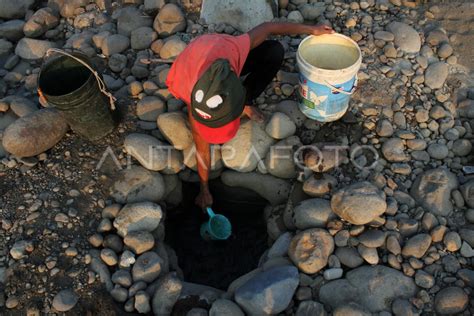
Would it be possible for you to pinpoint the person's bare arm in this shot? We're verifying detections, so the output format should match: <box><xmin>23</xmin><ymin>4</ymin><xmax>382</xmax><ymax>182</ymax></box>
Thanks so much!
<box><xmin>247</xmin><ymin>22</ymin><xmax>334</xmax><ymax>49</ymax></box>
<box><xmin>188</xmin><ymin>111</ymin><xmax>213</xmax><ymax>209</ymax></box>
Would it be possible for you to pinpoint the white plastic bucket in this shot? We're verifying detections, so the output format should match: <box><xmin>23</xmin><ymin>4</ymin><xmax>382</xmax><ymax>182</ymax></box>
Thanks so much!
<box><xmin>296</xmin><ymin>34</ymin><xmax>362</xmax><ymax>122</ymax></box>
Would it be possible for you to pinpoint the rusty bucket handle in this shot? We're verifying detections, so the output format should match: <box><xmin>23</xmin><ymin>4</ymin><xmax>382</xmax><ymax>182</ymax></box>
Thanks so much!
<box><xmin>39</xmin><ymin>48</ymin><xmax>116</xmax><ymax>110</ymax></box>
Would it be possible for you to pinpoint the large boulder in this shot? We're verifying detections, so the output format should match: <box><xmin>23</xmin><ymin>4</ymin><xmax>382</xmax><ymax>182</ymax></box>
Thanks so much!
<box><xmin>386</xmin><ymin>22</ymin><xmax>421</xmax><ymax>53</ymax></box>
<box><xmin>23</xmin><ymin>8</ymin><xmax>59</xmax><ymax>38</ymax></box>
<box><xmin>424</xmin><ymin>62</ymin><xmax>448</xmax><ymax>90</ymax></box>
<box><xmin>222</xmin><ymin>120</ymin><xmax>274</xmax><ymax>172</ymax></box>
<box><xmin>319</xmin><ymin>265</ymin><xmax>417</xmax><ymax>312</ymax></box>
<box><xmin>221</xmin><ymin>171</ymin><xmax>291</xmax><ymax>205</ymax></box>
<box><xmin>293</xmin><ymin>198</ymin><xmax>336</xmax><ymax>229</ymax></box>
<box><xmin>124</xmin><ymin>133</ymin><xmax>183</xmax><ymax>172</ymax></box>
<box><xmin>235</xmin><ymin>266</ymin><xmax>299</xmax><ymax>315</ymax></box>
<box><xmin>288</xmin><ymin>228</ymin><xmax>334</xmax><ymax>274</ymax></box>
<box><xmin>201</xmin><ymin>0</ymin><xmax>275</xmax><ymax>32</ymax></box>
<box><xmin>117</xmin><ymin>7</ymin><xmax>153</xmax><ymax>37</ymax></box>
<box><xmin>0</xmin><ymin>0</ymin><xmax>35</xmax><ymax>19</ymax></box>
<box><xmin>110</xmin><ymin>166</ymin><xmax>166</xmax><ymax>204</ymax></box>
<box><xmin>264</xmin><ymin>136</ymin><xmax>300</xmax><ymax>179</ymax></box>
<box><xmin>157</xmin><ymin>112</ymin><xmax>193</xmax><ymax>150</ymax></box>
<box><xmin>331</xmin><ymin>182</ymin><xmax>387</xmax><ymax>225</ymax></box>
<box><xmin>410</xmin><ymin>168</ymin><xmax>458</xmax><ymax>216</ymax></box>
<box><xmin>15</xmin><ymin>38</ymin><xmax>58</xmax><ymax>60</ymax></box>
<box><xmin>113</xmin><ymin>202</ymin><xmax>163</xmax><ymax>237</ymax></box>
<box><xmin>153</xmin><ymin>3</ymin><xmax>186</xmax><ymax>37</ymax></box>
<box><xmin>2</xmin><ymin>108</ymin><xmax>68</xmax><ymax>157</ymax></box>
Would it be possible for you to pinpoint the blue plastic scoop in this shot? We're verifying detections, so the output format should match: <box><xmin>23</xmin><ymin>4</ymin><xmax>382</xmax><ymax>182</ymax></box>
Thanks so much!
<box><xmin>200</xmin><ymin>207</ymin><xmax>232</xmax><ymax>241</ymax></box>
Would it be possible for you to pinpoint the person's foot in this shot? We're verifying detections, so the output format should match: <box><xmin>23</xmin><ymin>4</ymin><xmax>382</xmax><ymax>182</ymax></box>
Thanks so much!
<box><xmin>243</xmin><ymin>105</ymin><xmax>265</xmax><ymax>123</ymax></box>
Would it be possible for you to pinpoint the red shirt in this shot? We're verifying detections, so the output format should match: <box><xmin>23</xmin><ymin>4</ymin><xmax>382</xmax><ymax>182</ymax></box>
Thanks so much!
<box><xmin>166</xmin><ymin>34</ymin><xmax>251</xmax><ymax>105</ymax></box>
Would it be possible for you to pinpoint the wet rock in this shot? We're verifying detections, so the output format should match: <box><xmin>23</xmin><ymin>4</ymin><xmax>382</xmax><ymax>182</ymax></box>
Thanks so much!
<box><xmin>117</xmin><ymin>7</ymin><xmax>153</xmax><ymax>37</ymax></box>
<box><xmin>113</xmin><ymin>202</ymin><xmax>162</xmax><ymax>237</ymax></box>
<box><xmin>52</xmin><ymin>289</ymin><xmax>78</xmax><ymax>312</ymax></box>
<box><xmin>159</xmin><ymin>37</ymin><xmax>187</xmax><ymax>59</ymax></box>
<box><xmin>3</xmin><ymin>108</ymin><xmax>68</xmax><ymax>157</ymax></box>
<box><xmin>110</xmin><ymin>166</ymin><xmax>166</xmax><ymax>204</ymax></box>
<box><xmin>124</xmin><ymin>231</ymin><xmax>155</xmax><ymax>255</ymax></box>
<box><xmin>23</xmin><ymin>8</ymin><xmax>59</xmax><ymax>38</ymax></box>
<box><xmin>425</xmin><ymin>62</ymin><xmax>448</xmax><ymax>90</ymax></box>
<box><xmin>101</xmin><ymin>34</ymin><xmax>130</xmax><ymax>57</ymax></box>
<box><xmin>382</xmin><ymin>138</ymin><xmax>408</xmax><ymax>162</ymax></box>
<box><xmin>235</xmin><ymin>265</ymin><xmax>299</xmax><ymax>315</ymax></box>
<box><xmin>153</xmin><ymin>4</ymin><xmax>186</xmax><ymax>37</ymax></box>
<box><xmin>303</xmin><ymin>174</ymin><xmax>337</xmax><ymax>197</ymax></box>
<box><xmin>221</xmin><ymin>171</ymin><xmax>291</xmax><ymax>205</ymax></box>
<box><xmin>0</xmin><ymin>0</ymin><xmax>34</xmax><ymax>19</ymax></box>
<box><xmin>201</xmin><ymin>0</ymin><xmax>274</xmax><ymax>32</ymax></box>
<box><xmin>319</xmin><ymin>265</ymin><xmax>417</xmax><ymax>312</ymax></box>
<box><xmin>410</xmin><ymin>168</ymin><xmax>458</xmax><ymax>216</ymax></box>
<box><xmin>265</xmin><ymin>112</ymin><xmax>296</xmax><ymax>139</ymax></box>
<box><xmin>288</xmin><ymin>228</ymin><xmax>334</xmax><ymax>274</ymax></box>
<box><xmin>157</xmin><ymin>112</ymin><xmax>193</xmax><ymax>150</ymax></box>
<box><xmin>331</xmin><ymin>182</ymin><xmax>386</xmax><ymax>225</ymax></box>
<box><xmin>15</xmin><ymin>38</ymin><xmax>58</xmax><ymax>60</ymax></box>
<box><xmin>132</xmin><ymin>252</ymin><xmax>163</xmax><ymax>283</ymax></box>
<box><xmin>210</xmin><ymin>299</ymin><xmax>244</xmax><ymax>316</ymax></box>
<box><xmin>293</xmin><ymin>198</ymin><xmax>336</xmax><ymax>229</ymax></box>
<box><xmin>152</xmin><ymin>273</ymin><xmax>183</xmax><ymax>315</ymax></box>
<box><xmin>402</xmin><ymin>234</ymin><xmax>431</xmax><ymax>258</ymax></box>
<box><xmin>124</xmin><ymin>133</ymin><xmax>182</xmax><ymax>172</ymax></box>
<box><xmin>386</xmin><ymin>22</ymin><xmax>421</xmax><ymax>53</ymax></box>
<box><xmin>0</xmin><ymin>20</ymin><xmax>26</xmax><ymax>41</ymax></box>
<box><xmin>434</xmin><ymin>287</ymin><xmax>468</xmax><ymax>314</ymax></box>
<box><xmin>222</xmin><ymin>120</ymin><xmax>274</xmax><ymax>172</ymax></box>
<box><xmin>131</xmin><ymin>26</ymin><xmax>158</xmax><ymax>50</ymax></box>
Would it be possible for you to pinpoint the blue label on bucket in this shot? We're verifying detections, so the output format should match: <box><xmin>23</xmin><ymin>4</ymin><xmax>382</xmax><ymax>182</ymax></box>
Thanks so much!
<box><xmin>298</xmin><ymin>74</ymin><xmax>356</xmax><ymax>122</ymax></box>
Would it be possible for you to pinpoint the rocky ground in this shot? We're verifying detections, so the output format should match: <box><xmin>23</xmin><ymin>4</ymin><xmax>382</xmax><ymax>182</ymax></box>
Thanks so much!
<box><xmin>1</xmin><ymin>0</ymin><xmax>474</xmax><ymax>315</ymax></box>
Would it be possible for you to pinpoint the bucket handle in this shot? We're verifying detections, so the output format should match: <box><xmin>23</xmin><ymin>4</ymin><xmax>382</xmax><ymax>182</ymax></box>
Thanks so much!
<box><xmin>206</xmin><ymin>207</ymin><xmax>215</xmax><ymax>218</ymax></box>
<box><xmin>39</xmin><ymin>48</ymin><xmax>117</xmax><ymax>110</ymax></box>
<box><xmin>323</xmin><ymin>75</ymin><xmax>358</xmax><ymax>95</ymax></box>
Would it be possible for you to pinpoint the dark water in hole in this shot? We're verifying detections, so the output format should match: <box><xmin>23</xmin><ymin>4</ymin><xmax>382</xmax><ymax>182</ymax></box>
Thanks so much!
<box><xmin>165</xmin><ymin>180</ymin><xmax>268</xmax><ymax>290</ymax></box>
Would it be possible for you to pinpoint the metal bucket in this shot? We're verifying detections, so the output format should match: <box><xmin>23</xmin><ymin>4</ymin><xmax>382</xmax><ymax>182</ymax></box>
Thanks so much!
<box><xmin>38</xmin><ymin>49</ymin><xmax>118</xmax><ymax>141</ymax></box>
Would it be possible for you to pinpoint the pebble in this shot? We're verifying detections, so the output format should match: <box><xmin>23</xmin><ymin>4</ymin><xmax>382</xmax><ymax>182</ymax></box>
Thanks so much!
<box><xmin>5</xmin><ymin>296</ymin><xmax>19</xmax><ymax>309</ymax></box>
<box><xmin>288</xmin><ymin>228</ymin><xmax>334</xmax><ymax>274</ymax></box>
<box><xmin>434</xmin><ymin>287</ymin><xmax>468</xmax><ymax>314</ymax></box>
<box><xmin>323</xmin><ymin>268</ymin><xmax>343</xmax><ymax>280</ymax></box>
<box><xmin>52</xmin><ymin>289</ymin><xmax>78</xmax><ymax>312</ymax></box>
<box><xmin>427</xmin><ymin>143</ymin><xmax>449</xmax><ymax>159</ymax></box>
<box><xmin>135</xmin><ymin>291</ymin><xmax>151</xmax><ymax>314</ymax></box>
<box><xmin>402</xmin><ymin>234</ymin><xmax>431</xmax><ymax>258</ymax></box>
<box><xmin>132</xmin><ymin>252</ymin><xmax>163</xmax><ymax>283</ymax></box>
<box><xmin>124</xmin><ymin>231</ymin><xmax>155</xmax><ymax>255</ymax></box>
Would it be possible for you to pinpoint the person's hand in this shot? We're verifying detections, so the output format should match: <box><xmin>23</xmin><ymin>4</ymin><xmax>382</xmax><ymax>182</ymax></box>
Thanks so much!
<box><xmin>310</xmin><ymin>24</ymin><xmax>335</xmax><ymax>36</ymax></box>
<box><xmin>195</xmin><ymin>187</ymin><xmax>213</xmax><ymax>210</ymax></box>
